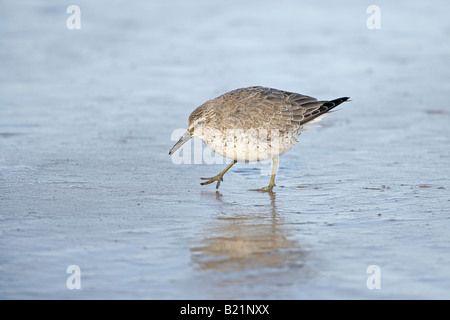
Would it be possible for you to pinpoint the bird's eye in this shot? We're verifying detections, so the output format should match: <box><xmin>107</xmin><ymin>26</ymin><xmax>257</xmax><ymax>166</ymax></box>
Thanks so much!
<box><xmin>196</xmin><ymin>120</ymin><xmax>203</xmax><ymax>126</ymax></box>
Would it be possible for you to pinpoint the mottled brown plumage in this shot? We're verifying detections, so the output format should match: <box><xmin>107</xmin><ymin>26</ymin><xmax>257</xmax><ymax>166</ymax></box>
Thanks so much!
<box><xmin>189</xmin><ymin>86</ymin><xmax>347</xmax><ymax>138</ymax></box>
<box><xmin>169</xmin><ymin>86</ymin><xmax>349</xmax><ymax>191</ymax></box>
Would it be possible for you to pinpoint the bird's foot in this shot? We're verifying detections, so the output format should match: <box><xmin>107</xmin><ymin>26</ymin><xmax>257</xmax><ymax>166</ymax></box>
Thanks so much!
<box><xmin>200</xmin><ymin>174</ymin><xmax>224</xmax><ymax>189</ymax></box>
<box><xmin>252</xmin><ymin>184</ymin><xmax>275</xmax><ymax>193</ymax></box>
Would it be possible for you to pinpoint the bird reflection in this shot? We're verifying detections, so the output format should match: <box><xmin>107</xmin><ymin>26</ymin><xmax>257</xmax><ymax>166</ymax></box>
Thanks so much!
<box><xmin>191</xmin><ymin>191</ymin><xmax>304</xmax><ymax>272</ymax></box>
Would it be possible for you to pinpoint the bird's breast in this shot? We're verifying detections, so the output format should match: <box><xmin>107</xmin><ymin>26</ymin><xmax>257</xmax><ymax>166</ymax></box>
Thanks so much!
<box><xmin>196</xmin><ymin>125</ymin><xmax>301</xmax><ymax>161</ymax></box>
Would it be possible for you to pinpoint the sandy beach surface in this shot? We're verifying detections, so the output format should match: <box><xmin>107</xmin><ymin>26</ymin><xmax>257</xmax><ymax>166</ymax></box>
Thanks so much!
<box><xmin>1</xmin><ymin>0</ymin><xmax>450</xmax><ymax>299</ymax></box>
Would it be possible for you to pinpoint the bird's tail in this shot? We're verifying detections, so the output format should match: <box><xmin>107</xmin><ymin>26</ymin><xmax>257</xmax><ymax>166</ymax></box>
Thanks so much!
<box><xmin>300</xmin><ymin>97</ymin><xmax>350</xmax><ymax>126</ymax></box>
<box><xmin>327</xmin><ymin>97</ymin><xmax>350</xmax><ymax>108</ymax></box>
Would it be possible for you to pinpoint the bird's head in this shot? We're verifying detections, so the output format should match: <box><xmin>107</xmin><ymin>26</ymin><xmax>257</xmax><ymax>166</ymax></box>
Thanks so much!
<box><xmin>169</xmin><ymin>106</ymin><xmax>206</xmax><ymax>156</ymax></box>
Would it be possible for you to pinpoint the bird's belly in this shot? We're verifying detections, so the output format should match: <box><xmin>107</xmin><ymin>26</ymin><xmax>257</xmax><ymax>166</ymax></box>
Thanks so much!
<box><xmin>200</xmin><ymin>127</ymin><xmax>300</xmax><ymax>161</ymax></box>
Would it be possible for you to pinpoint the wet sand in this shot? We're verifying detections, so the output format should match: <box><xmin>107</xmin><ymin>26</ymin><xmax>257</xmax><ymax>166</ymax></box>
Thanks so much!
<box><xmin>1</xmin><ymin>0</ymin><xmax>450</xmax><ymax>299</ymax></box>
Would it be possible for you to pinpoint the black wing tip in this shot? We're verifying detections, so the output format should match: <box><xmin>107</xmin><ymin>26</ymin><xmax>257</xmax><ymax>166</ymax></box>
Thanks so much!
<box><xmin>325</xmin><ymin>96</ymin><xmax>350</xmax><ymax>109</ymax></box>
<box><xmin>333</xmin><ymin>96</ymin><xmax>350</xmax><ymax>103</ymax></box>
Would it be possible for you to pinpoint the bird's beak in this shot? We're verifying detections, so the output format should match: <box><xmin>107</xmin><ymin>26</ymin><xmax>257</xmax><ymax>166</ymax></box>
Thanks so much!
<box><xmin>169</xmin><ymin>130</ymin><xmax>192</xmax><ymax>156</ymax></box>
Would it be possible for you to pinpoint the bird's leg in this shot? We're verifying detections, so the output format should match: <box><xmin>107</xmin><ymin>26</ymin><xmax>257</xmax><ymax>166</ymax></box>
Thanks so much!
<box><xmin>256</xmin><ymin>157</ymin><xmax>278</xmax><ymax>192</ymax></box>
<box><xmin>200</xmin><ymin>160</ymin><xmax>237</xmax><ymax>189</ymax></box>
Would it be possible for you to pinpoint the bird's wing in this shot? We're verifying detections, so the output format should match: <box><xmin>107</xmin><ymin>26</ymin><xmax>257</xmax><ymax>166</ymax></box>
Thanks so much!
<box><xmin>217</xmin><ymin>87</ymin><xmax>317</xmax><ymax>131</ymax></box>
<box><xmin>212</xmin><ymin>86</ymin><xmax>347</xmax><ymax>133</ymax></box>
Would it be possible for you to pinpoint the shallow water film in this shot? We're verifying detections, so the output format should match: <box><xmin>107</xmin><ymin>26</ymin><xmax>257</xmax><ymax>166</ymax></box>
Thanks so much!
<box><xmin>1</xmin><ymin>0</ymin><xmax>450</xmax><ymax>299</ymax></box>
